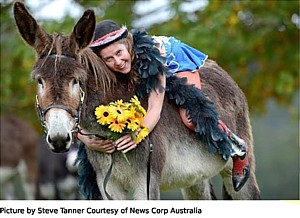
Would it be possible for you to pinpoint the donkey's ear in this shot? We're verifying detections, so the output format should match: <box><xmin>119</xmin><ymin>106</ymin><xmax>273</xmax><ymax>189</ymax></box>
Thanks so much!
<box><xmin>71</xmin><ymin>9</ymin><xmax>96</xmax><ymax>50</ymax></box>
<box><xmin>13</xmin><ymin>1</ymin><xmax>50</xmax><ymax>50</ymax></box>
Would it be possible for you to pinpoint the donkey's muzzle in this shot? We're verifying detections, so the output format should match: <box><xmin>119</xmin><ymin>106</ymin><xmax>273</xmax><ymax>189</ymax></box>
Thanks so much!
<box><xmin>47</xmin><ymin>134</ymin><xmax>71</xmax><ymax>153</ymax></box>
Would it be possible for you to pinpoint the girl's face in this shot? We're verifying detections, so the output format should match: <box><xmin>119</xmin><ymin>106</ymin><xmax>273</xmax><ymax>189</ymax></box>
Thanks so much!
<box><xmin>99</xmin><ymin>42</ymin><xmax>132</xmax><ymax>74</ymax></box>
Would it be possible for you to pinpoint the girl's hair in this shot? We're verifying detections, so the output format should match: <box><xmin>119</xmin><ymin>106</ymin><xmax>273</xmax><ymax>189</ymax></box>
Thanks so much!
<box><xmin>119</xmin><ymin>32</ymin><xmax>139</xmax><ymax>87</ymax></box>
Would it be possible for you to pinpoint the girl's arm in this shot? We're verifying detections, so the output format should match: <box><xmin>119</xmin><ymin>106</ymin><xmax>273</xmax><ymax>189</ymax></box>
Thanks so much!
<box><xmin>78</xmin><ymin>73</ymin><xmax>166</xmax><ymax>154</ymax></box>
<box><xmin>115</xmin><ymin>73</ymin><xmax>166</xmax><ymax>153</ymax></box>
<box><xmin>141</xmin><ymin>73</ymin><xmax>166</xmax><ymax>133</ymax></box>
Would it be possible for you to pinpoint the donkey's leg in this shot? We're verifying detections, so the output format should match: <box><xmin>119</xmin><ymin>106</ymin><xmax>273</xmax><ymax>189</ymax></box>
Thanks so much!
<box><xmin>107</xmin><ymin>180</ymin><xmax>127</xmax><ymax>200</ymax></box>
<box><xmin>149</xmin><ymin>174</ymin><xmax>161</xmax><ymax>200</ymax></box>
<box><xmin>96</xmin><ymin>176</ymin><xmax>127</xmax><ymax>200</ymax></box>
<box><xmin>181</xmin><ymin>179</ymin><xmax>216</xmax><ymax>200</ymax></box>
<box><xmin>131</xmin><ymin>174</ymin><xmax>160</xmax><ymax>200</ymax></box>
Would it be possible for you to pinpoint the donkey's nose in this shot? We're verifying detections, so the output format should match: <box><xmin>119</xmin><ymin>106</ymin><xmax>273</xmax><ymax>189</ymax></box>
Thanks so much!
<box><xmin>47</xmin><ymin>134</ymin><xmax>71</xmax><ymax>153</ymax></box>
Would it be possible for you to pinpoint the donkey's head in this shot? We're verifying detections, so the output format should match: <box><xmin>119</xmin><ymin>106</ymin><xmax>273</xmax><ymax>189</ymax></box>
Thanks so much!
<box><xmin>13</xmin><ymin>2</ymin><xmax>95</xmax><ymax>152</ymax></box>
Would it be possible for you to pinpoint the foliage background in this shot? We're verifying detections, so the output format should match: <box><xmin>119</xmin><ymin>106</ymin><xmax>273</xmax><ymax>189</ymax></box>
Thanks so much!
<box><xmin>1</xmin><ymin>0</ymin><xmax>299</xmax><ymax>199</ymax></box>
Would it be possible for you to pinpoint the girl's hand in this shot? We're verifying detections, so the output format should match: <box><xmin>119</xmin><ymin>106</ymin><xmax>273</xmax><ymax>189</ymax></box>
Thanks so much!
<box><xmin>115</xmin><ymin>134</ymin><xmax>137</xmax><ymax>153</ymax></box>
<box><xmin>77</xmin><ymin>129</ymin><xmax>115</xmax><ymax>154</ymax></box>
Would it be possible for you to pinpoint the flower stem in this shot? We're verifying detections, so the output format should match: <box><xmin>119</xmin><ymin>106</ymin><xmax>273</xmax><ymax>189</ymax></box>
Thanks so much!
<box><xmin>122</xmin><ymin>153</ymin><xmax>131</xmax><ymax>166</ymax></box>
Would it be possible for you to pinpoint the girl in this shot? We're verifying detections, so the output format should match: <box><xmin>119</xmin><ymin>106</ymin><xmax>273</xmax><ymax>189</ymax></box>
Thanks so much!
<box><xmin>77</xmin><ymin>20</ymin><xmax>249</xmax><ymax>192</ymax></box>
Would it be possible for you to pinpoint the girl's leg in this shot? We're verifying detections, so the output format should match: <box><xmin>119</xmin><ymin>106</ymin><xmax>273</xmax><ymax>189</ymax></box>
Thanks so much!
<box><xmin>218</xmin><ymin>120</ymin><xmax>250</xmax><ymax>191</ymax></box>
<box><xmin>177</xmin><ymin>71</ymin><xmax>199</xmax><ymax>131</ymax></box>
<box><xmin>176</xmin><ymin>70</ymin><xmax>250</xmax><ymax>192</ymax></box>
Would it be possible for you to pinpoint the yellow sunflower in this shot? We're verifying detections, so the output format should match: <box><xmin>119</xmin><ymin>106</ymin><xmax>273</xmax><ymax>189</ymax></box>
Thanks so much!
<box><xmin>126</xmin><ymin>118</ymin><xmax>140</xmax><ymax>131</ymax></box>
<box><xmin>113</xmin><ymin>99</ymin><xmax>130</xmax><ymax>109</ymax></box>
<box><xmin>135</xmin><ymin>127</ymin><xmax>149</xmax><ymax>144</ymax></box>
<box><xmin>127</xmin><ymin>105</ymin><xmax>138</xmax><ymax>118</ymax></box>
<box><xmin>130</xmin><ymin>95</ymin><xmax>141</xmax><ymax>106</ymax></box>
<box><xmin>137</xmin><ymin>104</ymin><xmax>147</xmax><ymax>116</ymax></box>
<box><xmin>130</xmin><ymin>96</ymin><xmax>146</xmax><ymax>116</ymax></box>
<box><xmin>114</xmin><ymin>99</ymin><xmax>124</xmax><ymax>106</ymax></box>
<box><xmin>95</xmin><ymin>105</ymin><xmax>113</xmax><ymax>125</ymax></box>
<box><xmin>109</xmin><ymin>105</ymin><xmax>131</xmax><ymax>122</ymax></box>
<box><xmin>109</xmin><ymin>120</ymin><xmax>126</xmax><ymax>133</ymax></box>
<box><xmin>132</xmin><ymin>110</ymin><xmax>144</xmax><ymax>120</ymax></box>
<box><xmin>95</xmin><ymin>96</ymin><xmax>148</xmax><ymax>145</ymax></box>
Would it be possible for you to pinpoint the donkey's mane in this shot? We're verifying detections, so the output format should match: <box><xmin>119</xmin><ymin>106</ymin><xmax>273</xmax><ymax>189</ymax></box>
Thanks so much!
<box><xmin>80</xmin><ymin>48</ymin><xmax>116</xmax><ymax>95</ymax></box>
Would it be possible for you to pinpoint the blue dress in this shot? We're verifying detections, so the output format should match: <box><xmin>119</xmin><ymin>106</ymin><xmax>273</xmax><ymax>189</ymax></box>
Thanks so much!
<box><xmin>152</xmin><ymin>36</ymin><xmax>208</xmax><ymax>75</ymax></box>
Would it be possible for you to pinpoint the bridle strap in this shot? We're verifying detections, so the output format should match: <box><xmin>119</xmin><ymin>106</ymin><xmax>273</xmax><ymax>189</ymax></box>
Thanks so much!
<box><xmin>36</xmin><ymin>87</ymin><xmax>85</xmax><ymax>135</ymax></box>
<box><xmin>43</xmin><ymin>104</ymin><xmax>73</xmax><ymax>115</ymax></box>
<box><xmin>48</xmin><ymin>53</ymin><xmax>76</xmax><ymax>61</ymax></box>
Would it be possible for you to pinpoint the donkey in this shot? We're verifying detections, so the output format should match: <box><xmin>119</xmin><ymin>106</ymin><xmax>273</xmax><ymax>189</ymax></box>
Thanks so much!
<box><xmin>0</xmin><ymin>115</ymin><xmax>39</xmax><ymax>199</ymax></box>
<box><xmin>36</xmin><ymin>138</ymin><xmax>80</xmax><ymax>200</ymax></box>
<box><xmin>13</xmin><ymin>2</ymin><xmax>260</xmax><ymax>200</ymax></box>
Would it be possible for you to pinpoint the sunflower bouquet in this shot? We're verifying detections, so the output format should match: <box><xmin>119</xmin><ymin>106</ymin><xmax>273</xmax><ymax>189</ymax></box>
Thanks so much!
<box><xmin>94</xmin><ymin>96</ymin><xmax>149</xmax><ymax>164</ymax></box>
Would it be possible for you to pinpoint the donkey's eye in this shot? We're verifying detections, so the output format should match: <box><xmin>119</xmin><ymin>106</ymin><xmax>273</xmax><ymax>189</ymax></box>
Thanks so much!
<box><xmin>37</xmin><ymin>78</ymin><xmax>44</xmax><ymax>91</ymax></box>
<box><xmin>72</xmin><ymin>79</ymin><xmax>79</xmax><ymax>85</ymax></box>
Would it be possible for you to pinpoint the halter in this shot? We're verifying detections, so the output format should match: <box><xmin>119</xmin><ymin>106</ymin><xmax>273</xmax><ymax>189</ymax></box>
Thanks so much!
<box><xmin>35</xmin><ymin>86</ymin><xmax>85</xmax><ymax>136</ymax></box>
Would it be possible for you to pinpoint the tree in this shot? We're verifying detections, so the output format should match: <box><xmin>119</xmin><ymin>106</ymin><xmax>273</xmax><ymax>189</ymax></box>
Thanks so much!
<box><xmin>148</xmin><ymin>0</ymin><xmax>299</xmax><ymax>113</ymax></box>
<box><xmin>1</xmin><ymin>0</ymin><xmax>299</xmax><ymax>129</ymax></box>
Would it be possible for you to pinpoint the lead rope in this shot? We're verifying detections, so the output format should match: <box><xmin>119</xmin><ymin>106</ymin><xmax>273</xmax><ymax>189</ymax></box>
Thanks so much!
<box><xmin>103</xmin><ymin>139</ymin><xmax>153</xmax><ymax>201</ymax></box>
<box><xmin>147</xmin><ymin>138</ymin><xmax>153</xmax><ymax>200</ymax></box>
<box><xmin>103</xmin><ymin>139</ymin><xmax>153</xmax><ymax>200</ymax></box>
<box><xmin>103</xmin><ymin>138</ymin><xmax>153</xmax><ymax>200</ymax></box>
<box><xmin>103</xmin><ymin>152</ymin><xmax>114</xmax><ymax>200</ymax></box>
<box><xmin>77</xmin><ymin>128</ymin><xmax>109</xmax><ymax>140</ymax></box>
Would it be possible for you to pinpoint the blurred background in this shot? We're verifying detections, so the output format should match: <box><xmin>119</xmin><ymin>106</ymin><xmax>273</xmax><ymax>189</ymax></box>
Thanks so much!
<box><xmin>0</xmin><ymin>0</ymin><xmax>299</xmax><ymax>200</ymax></box>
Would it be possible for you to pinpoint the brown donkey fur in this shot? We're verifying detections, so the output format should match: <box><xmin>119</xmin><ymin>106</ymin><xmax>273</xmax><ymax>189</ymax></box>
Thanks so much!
<box><xmin>13</xmin><ymin>1</ymin><xmax>260</xmax><ymax>199</ymax></box>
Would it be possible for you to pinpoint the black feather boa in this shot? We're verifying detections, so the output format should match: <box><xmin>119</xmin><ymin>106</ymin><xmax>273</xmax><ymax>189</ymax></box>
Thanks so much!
<box><xmin>75</xmin><ymin>142</ymin><xmax>102</xmax><ymax>199</ymax></box>
<box><xmin>166</xmin><ymin>76</ymin><xmax>233</xmax><ymax>160</ymax></box>
<box><xmin>131</xmin><ymin>29</ymin><xmax>168</xmax><ymax>98</ymax></box>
